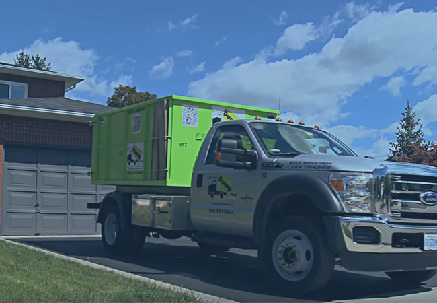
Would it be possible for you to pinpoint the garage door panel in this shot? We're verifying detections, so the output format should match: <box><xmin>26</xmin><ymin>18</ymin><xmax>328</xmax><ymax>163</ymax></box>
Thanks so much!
<box><xmin>69</xmin><ymin>214</ymin><xmax>98</xmax><ymax>234</ymax></box>
<box><xmin>98</xmin><ymin>185</ymin><xmax>115</xmax><ymax>193</ymax></box>
<box><xmin>5</xmin><ymin>191</ymin><xmax>37</xmax><ymax>211</ymax></box>
<box><xmin>39</xmin><ymin>171</ymin><xmax>68</xmax><ymax>191</ymax></box>
<box><xmin>97</xmin><ymin>194</ymin><xmax>107</xmax><ymax>204</ymax></box>
<box><xmin>6</xmin><ymin>169</ymin><xmax>37</xmax><ymax>190</ymax></box>
<box><xmin>39</xmin><ymin>193</ymin><xmax>68</xmax><ymax>212</ymax></box>
<box><xmin>2</xmin><ymin>144</ymin><xmax>115</xmax><ymax>236</ymax></box>
<box><xmin>69</xmin><ymin>173</ymin><xmax>96</xmax><ymax>192</ymax></box>
<box><xmin>2</xmin><ymin>213</ymin><xmax>37</xmax><ymax>236</ymax></box>
<box><xmin>69</xmin><ymin>194</ymin><xmax>98</xmax><ymax>213</ymax></box>
<box><xmin>37</xmin><ymin>214</ymin><xmax>68</xmax><ymax>234</ymax></box>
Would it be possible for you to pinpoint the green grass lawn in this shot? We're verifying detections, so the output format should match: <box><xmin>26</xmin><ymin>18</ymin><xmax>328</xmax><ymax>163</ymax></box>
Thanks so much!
<box><xmin>0</xmin><ymin>240</ymin><xmax>200</xmax><ymax>302</ymax></box>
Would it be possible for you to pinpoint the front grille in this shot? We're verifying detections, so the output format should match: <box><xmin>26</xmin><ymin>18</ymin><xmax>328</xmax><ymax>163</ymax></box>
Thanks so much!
<box><xmin>390</xmin><ymin>174</ymin><xmax>437</xmax><ymax>221</ymax></box>
<box><xmin>400</xmin><ymin>212</ymin><xmax>437</xmax><ymax>220</ymax></box>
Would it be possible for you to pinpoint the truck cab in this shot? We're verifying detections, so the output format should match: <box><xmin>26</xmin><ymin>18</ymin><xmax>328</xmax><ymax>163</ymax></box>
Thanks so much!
<box><xmin>190</xmin><ymin>119</ymin><xmax>437</xmax><ymax>293</ymax></box>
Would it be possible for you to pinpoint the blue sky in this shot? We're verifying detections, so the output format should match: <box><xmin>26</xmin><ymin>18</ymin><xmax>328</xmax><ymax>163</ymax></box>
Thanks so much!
<box><xmin>1</xmin><ymin>0</ymin><xmax>437</xmax><ymax>160</ymax></box>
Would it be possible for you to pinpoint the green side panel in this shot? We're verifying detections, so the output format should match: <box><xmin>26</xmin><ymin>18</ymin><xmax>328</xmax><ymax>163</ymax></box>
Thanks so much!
<box><xmin>91</xmin><ymin>95</ymin><xmax>279</xmax><ymax>188</ymax></box>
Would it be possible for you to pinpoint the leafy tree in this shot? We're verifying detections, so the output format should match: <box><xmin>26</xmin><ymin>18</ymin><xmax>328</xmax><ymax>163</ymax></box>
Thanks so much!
<box><xmin>107</xmin><ymin>85</ymin><xmax>157</xmax><ymax>108</ymax></box>
<box><xmin>14</xmin><ymin>51</ymin><xmax>51</xmax><ymax>71</ymax></box>
<box><xmin>394</xmin><ymin>142</ymin><xmax>437</xmax><ymax>167</ymax></box>
<box><xmin>389</xmin><ymin>100</ymin><xmax>425</xmax><ymax>160</ymax></box>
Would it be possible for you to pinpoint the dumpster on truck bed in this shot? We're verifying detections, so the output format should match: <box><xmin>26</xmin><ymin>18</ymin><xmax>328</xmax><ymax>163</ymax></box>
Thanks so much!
<box><xmin>91</xmin><ymin>95</ymin><xmax>279</xmax><ymax>188</ymax></box>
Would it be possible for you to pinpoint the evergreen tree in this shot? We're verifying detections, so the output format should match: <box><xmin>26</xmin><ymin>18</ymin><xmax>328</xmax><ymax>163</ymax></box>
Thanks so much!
<box><xmin>14</xmin><ymin>51</ymin><xmax>51</xmax><ymax>71</ymax></box>
<box><xmin>389</xmin><ymin>100</ymin><xmax>425</xmax><ymax>160</ymax></box>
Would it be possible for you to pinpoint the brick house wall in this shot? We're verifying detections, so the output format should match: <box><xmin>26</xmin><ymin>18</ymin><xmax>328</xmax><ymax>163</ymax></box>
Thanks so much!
<box><xmin>0</xmin><ymin>72</ymin><xmax>65</xmax><ymax>98</ymax></box>
<box><xmin>0</xmin><ymin>144</ymin><xmax>3</xmax><ymax>219</ymax></box>
<box><xmin>0</xmin><ymin>114</ymin><xmax>93</xmax><ymax>220</ymax></box>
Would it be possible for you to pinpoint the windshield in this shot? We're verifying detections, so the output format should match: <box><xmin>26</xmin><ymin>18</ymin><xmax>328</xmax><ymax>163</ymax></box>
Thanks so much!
<box><xmin>249</xmin><ymin>122</ymin><xmax>356</xmax><ymax>157</ymax></box>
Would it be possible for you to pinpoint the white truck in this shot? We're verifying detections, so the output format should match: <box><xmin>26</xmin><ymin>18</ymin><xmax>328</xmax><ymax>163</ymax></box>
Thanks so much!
<box><xmin>89</xmin><ymin>96</ymin><xmax>437</xmax><ymax>294</ymax></box>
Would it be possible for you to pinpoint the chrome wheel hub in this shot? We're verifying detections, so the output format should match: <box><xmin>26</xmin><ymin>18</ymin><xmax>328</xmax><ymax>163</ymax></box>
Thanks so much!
<box><xmin>104</xmin><ymin>213</ymin><xmax>118</xmax><ymax>245</ymax></box>
<box><xmin>272</xmin><ymin>230</ymin><xmax>313</xmax><ymax>281</ymax></box>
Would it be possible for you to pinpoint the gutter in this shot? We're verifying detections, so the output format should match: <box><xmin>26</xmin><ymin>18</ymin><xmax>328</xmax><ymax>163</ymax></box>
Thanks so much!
<box><xmin>0</xmin><ymin>102</ymin><xmax>94</xmax><ymax>118</ymax></box>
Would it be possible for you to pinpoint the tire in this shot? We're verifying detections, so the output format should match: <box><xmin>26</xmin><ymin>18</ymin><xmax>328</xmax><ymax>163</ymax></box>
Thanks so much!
<box><xmin>102</xmin><ymin>205</ymin><xmax>145</xmax><ymax>254</ymax></box>
<box><xmin>261</xmin><ymin>216</ymin><xmax>334</xmax><ymax>295</ymax></box>
<box><xmin>197</xmin><ymin>241</ymin><xmax>230</xmax><ymax>254</ymax></box>
<box><xmin>385</xmin><ymin>270</ymin><xmax>437</xmax><ymax>285</ymax></box>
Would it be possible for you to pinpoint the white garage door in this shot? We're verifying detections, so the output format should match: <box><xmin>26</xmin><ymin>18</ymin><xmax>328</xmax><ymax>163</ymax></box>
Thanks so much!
<box><xmin>1</xmin><ymin>144</ymin><xmax>114</xmax><ymax>236</ymax></box>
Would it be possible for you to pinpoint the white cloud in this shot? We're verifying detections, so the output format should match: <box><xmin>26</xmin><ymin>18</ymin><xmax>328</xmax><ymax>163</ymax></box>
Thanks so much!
<box><xmin>150</xmin><ymin>56</ymin><xmax>174</xmax><ymax>79</ymax></box>
<box><xmin>190</xmin><ymin>62</ymin><xmax>205</xmax><ymax>74</ymax></box>
<box><xmin>278</xmin><ymin>112</ymin><xmax>303</xmax><ymax>124</ymax></box>
<box><xmin>214</xmin><ymin>36</ymin><xmax>228</xmax><ymax>47</ymax></box>
<box><xmin>316</xmin><ymin>2</ymin><xmax>375</xmax><ymax>41</ymax></box>
<box><xmin>343</xmin><ymin>2</ymin><xmax>375</xmax><ymax>21</ymax></box>
<box><xmin>327</xmin><ymin>125</ymin><xmax>380</xmax><ymax>146</ymax></box>
<box><xmin>354</xmin><ymin>138</ymin><xmax>392</xmax><ymax>160</ymax></box>
<box><xmin>222</xmin><ymin>57</ymin><xmax>243</xmax><ymax>69</ymax></box>
<box><xmin>168</xmin><ymin>14</ymin><xmax>199</xmax><ymax>32</ymax></box>
<box><xmin>177</xmin><ymin>49</ymin><xmax>193</xmax><ymax>57</ymax></box>
<box><xmin>110</xmin><ymin>74</ymin><xmax>133</xmax><ymax>89</ymax></box>
<box><xmin>189</xmin><ymin>9</ymin><xmax>437</xmax><ymax>126</ymax></box>
<box><xmin>412</xmin><ymin>64</ymin><xmax>437</xmax><ymax>86</ymax></box>
<box><xmin>325</xmin><ymin>125</ymin><xmax>394</xmax><ymax>160</ymax></box>
<box><xmin>381</xmin><ymin>76</ymin><xmax>405</xmax><ymax>96</ymax></box>
<box><xmin>181</xmin><ymin>15</ymin><xmax>198</xmax><ymax>28</ymax></box>
<box><xmin>275</xmin><ymin>23</ymin><xmax>318</xmax><ymax>54</ymax></box>
<box><xmin>274</xmin><ymin>11</ymin><xmax>288</xmax><ymax>26</ymax></box>
<box><xmin>414</xmin><ymin>94</ymin><xmax>437</xmax><ymax>130</ymax></box>
<box><xmin>168</xmin><ymin>21</ymin><xmax>176</xmax><ymax>32</ymax></box>
<box><xmin>388</xmin><ymin>2</ymin><xmax>404</xmax><ymax>13</ymax></box>
<box><xmin>0</xmin><ymin>37</ymin><xmax>128</xmax><ymax>99</ymax></box>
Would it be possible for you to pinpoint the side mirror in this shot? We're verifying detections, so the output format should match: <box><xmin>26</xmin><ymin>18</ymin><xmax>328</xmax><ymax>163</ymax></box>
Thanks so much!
<box><xmin>215</xmin><ymin>137</ymin><xmax>257</xmax><ymax>169</ymax></box>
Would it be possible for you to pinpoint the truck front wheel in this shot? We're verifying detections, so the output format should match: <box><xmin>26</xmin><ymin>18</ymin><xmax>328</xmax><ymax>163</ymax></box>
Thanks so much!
<box><xmin>102</xmin><ymin>205</ymin><xmax>145</xmax><ymax>254</ymax></box>
<box><xmin>385</xmin><ymin>270</ymin><xmax>437</xmax><ymax>284</ymax></box>
<box><xmin>262</xmin><ymin>216</ymin><xmax>334</xmax><ymax>295</ymax></box>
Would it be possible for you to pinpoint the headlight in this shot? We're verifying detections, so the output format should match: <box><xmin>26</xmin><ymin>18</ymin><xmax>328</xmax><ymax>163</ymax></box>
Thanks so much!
<box><xmin>329</xmin><ymin>172</ymin><xmax>373</xmax><ymax>213</ymax></box>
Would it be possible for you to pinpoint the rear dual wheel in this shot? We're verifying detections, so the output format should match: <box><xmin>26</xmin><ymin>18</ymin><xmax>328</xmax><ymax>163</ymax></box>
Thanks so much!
<box><xmin>102</xmin><ymin>205</ymin><xmax>146</xmax><ymax>254</ymax></box>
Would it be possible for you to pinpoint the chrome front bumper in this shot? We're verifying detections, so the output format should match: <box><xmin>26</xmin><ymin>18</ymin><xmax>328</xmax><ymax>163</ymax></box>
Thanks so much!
<box><xmin>341</xmin><ymin>215</ymin><xmax>437</xmax><ymax>253</ymax></box>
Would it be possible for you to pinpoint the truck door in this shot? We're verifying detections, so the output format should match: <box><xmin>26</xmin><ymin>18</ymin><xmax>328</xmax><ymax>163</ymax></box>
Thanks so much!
<box><xmin>191</xmin><ymin>124</ymin><xmax>260</xmax><ymax>237</ymax></box>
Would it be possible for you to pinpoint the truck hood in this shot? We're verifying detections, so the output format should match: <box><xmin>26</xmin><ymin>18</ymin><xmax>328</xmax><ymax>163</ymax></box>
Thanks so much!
<box><xmin>268</xmin><ymin>154</ymin><xmax>437</xmax><ymax>176</ymax></box>
<box><xmin>382</xmin><ymin>161</ymin><xmax>437</xmax><ymax>177</ymax></box>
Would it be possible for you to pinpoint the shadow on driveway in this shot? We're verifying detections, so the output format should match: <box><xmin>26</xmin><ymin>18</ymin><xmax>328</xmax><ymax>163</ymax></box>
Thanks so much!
<box><xmin>12</xmin><ymin>236</ymin><xmax>436</xmax><ymax>303</ymax></box>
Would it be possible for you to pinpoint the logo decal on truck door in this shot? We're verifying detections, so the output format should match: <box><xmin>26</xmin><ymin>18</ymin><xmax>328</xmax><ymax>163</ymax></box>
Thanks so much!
<box><xmin>127</xmin><ymin>142</ymin><xmax>144</xmax><ymax>172</ymax></box>
<box><xmin>208</xmin><ymin>175</ymin><xmax>236</xmax><ymax>198</ymax></box>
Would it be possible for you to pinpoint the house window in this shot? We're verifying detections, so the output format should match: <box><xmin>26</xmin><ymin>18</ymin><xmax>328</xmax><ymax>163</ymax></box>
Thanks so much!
<box><xmin>0</xmin><ymin>80</ymin><xmax>28</xmax><ymax>98</ymax></box>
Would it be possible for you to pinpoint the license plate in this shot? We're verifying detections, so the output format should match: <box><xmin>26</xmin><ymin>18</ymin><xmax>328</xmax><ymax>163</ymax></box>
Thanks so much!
<box><xmin>424</xmin><ymin>234</ymin><xmax>437</xmax><ymax>251</ymax></box>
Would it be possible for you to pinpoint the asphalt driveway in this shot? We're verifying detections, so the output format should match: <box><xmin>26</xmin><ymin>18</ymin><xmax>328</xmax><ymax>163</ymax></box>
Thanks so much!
<box><xmin>11</xmin><ymin>236</ymin><xmax>437</xmax><ymax>303</ymax></box>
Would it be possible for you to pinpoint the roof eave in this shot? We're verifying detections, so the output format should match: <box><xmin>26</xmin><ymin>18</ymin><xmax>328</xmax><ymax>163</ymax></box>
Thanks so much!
<box><xmin>0</xmin><ymin>64</ymin><xmax>84</xmax><ymax>91</ymax></box>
